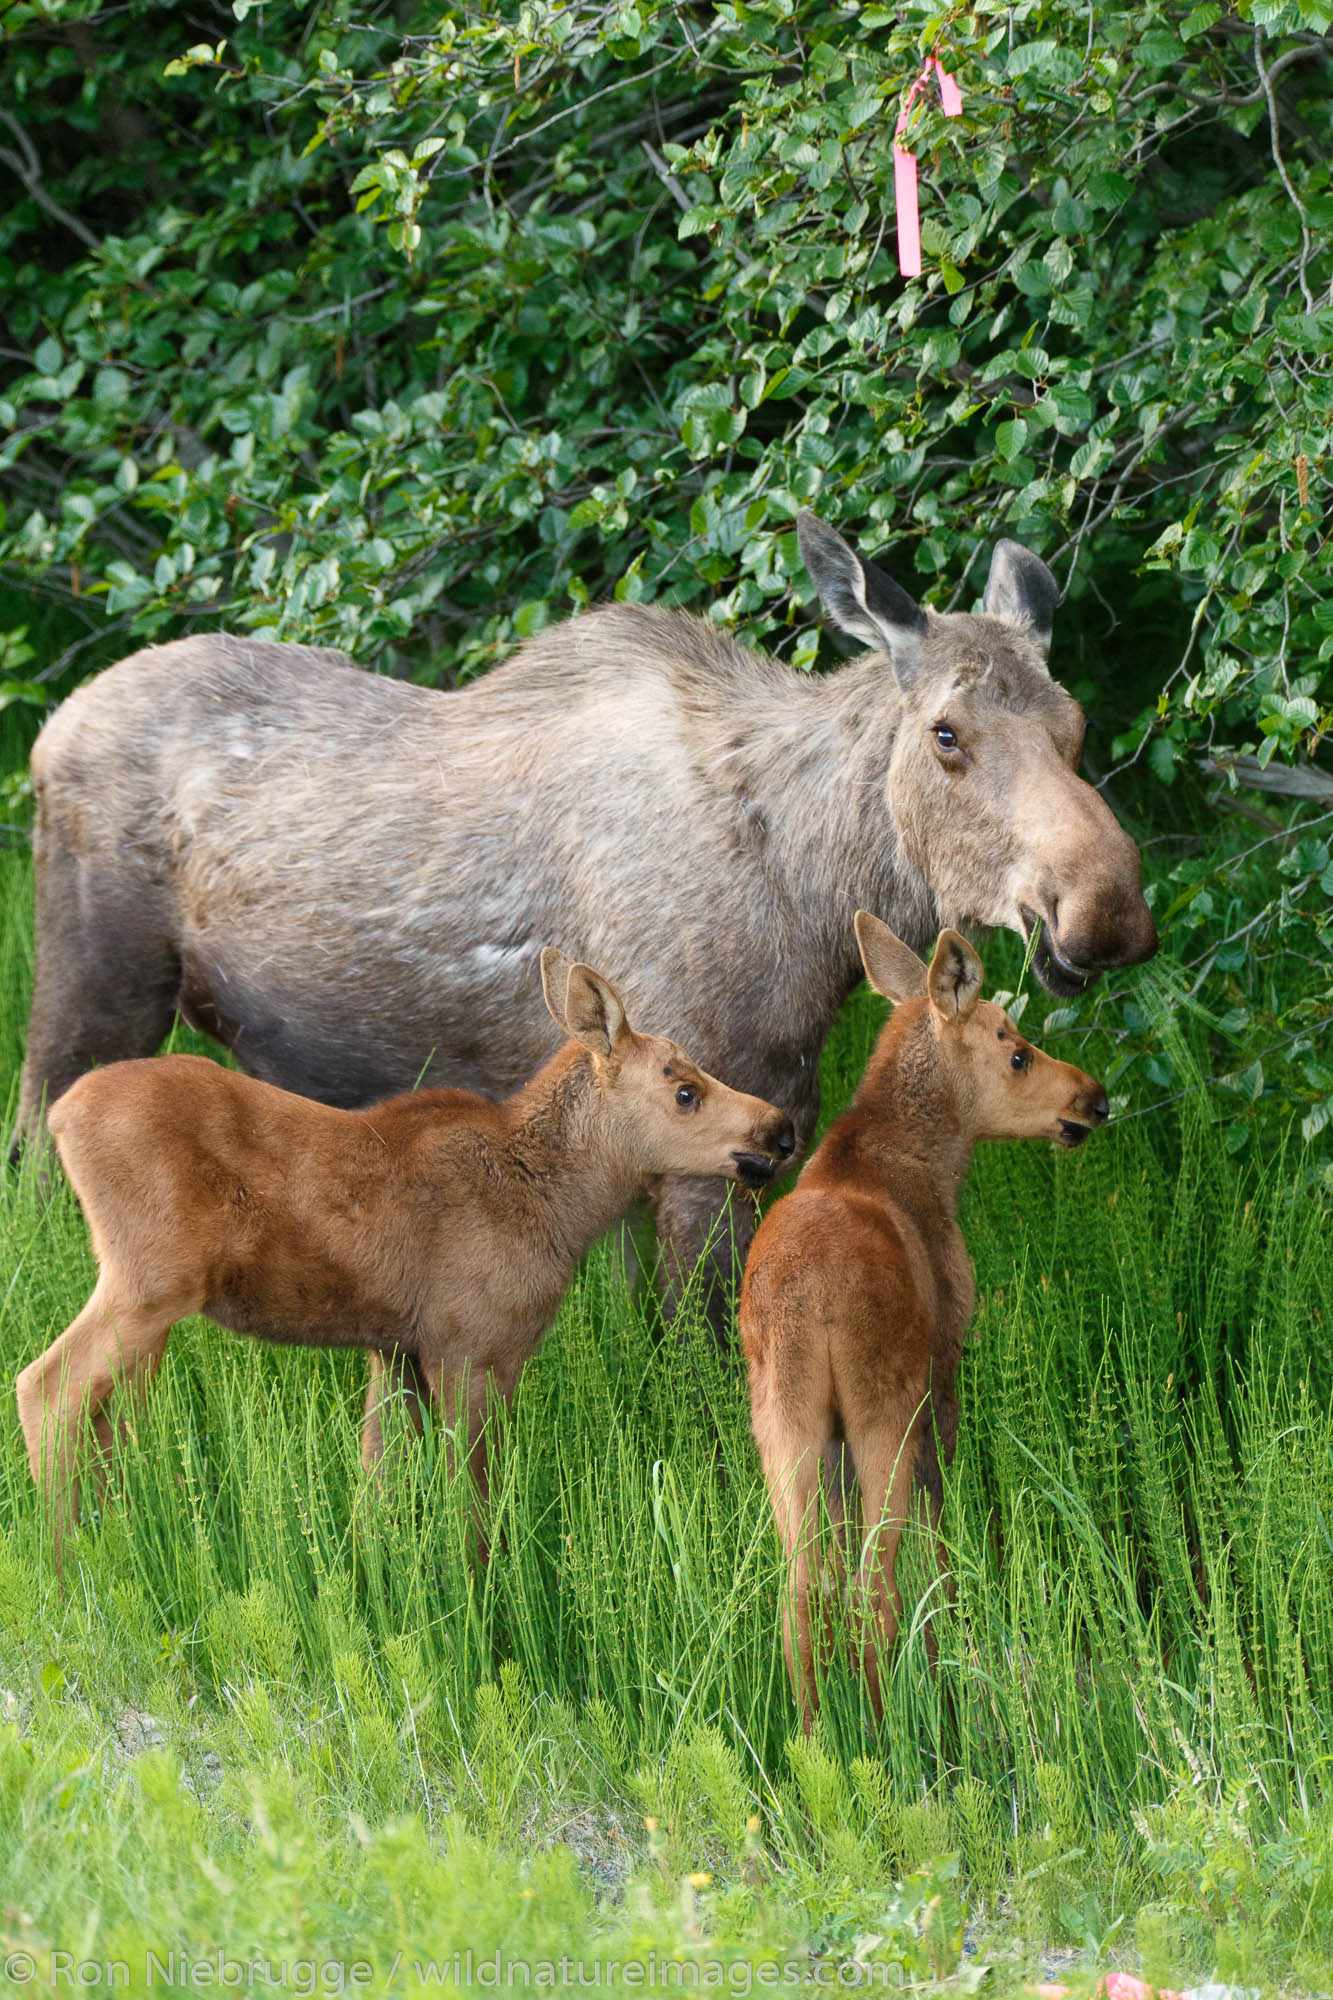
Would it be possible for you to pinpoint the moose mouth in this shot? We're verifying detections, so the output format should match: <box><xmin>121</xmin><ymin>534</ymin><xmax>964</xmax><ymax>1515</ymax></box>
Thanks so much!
<box><xmin>1056</xmin><ymin>1118</ymin><xmax>1092</xmax><ymax>1149</ymax></box>
<box><xmin>732</xmin><ymin>1151</ymin><xmax>776</xmax><ymax>1190</ymax></box>
<box><xmin>1019</xmin><ymin>909</ymin><xmax>1097</xmax><ymax>1000</ymax></box>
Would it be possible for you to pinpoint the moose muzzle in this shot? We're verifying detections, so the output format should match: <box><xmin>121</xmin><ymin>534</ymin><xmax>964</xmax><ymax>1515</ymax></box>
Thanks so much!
<box><xmin>1056</xmin><ymin>1079</ymin><xmax>1111</xmax><ymax>1148</ymax></box>
<box><xmin>1020</xmin><ymin>804</ymin><xmax>1158</xmax><ymax>996</ymax></box>
<box><xmin>733</xmin><ymin>1112</ymin><xmax>797</xmax><ymax>1188</ymax></box>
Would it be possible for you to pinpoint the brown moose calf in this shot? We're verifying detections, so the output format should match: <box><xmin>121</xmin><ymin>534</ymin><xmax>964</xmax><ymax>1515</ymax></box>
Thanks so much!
<box><xmin>740</xmin><ymin>913</ymin><xmax>1107</xmax><ymax>1726</ymax></box>
<box><xmin>19</xmin><ymin>950</ymin><xmax>794</xmax><ymax>1540</ymax></box>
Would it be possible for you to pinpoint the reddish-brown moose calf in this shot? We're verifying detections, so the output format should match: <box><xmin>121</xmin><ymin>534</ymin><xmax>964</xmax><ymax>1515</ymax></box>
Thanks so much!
<box><xmin>740</xmin><ymin>913</ymin><xmax>1107</xmax><ymax>1727</ymax></box>
<box><xmin>19</xmin><ymin>950</ymin><xmax>794</xmax><ymax>1547</ymax></box>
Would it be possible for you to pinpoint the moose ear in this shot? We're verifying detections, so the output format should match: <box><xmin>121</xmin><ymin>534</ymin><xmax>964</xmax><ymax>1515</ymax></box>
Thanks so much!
<box><xmin>539</xmin><ymin>946</ymin><xmax>578</xmax><ymax>1030</ymax></box>
<box><xmin>982</xmin><ymin>539</ymin><xmax>1058</xmax><ymax>658</ymax></box>
<box><xmin>797</xmin><ymin>512</ymin><xmax>928</xmax><ymax>688</ymax></box>
<box><xmin>854</xmin><ymin>910</ymin><xmax>928</xmax><ymax>1003</ymax></box>
<box><xmin>561</xmin><ymin>962</ymin><xmax>632</xmax><ymax>1056</ymax></box>
<box><xmin>926</xmin><ymin>929</ymin><xmax>984</xmax><ymax>1022</ymax></box>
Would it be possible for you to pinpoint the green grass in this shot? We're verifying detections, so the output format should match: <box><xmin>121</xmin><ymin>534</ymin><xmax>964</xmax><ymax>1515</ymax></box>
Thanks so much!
<box><xmin>1</xmin><ymin>844</ymin><xmax>1331</xmax><ymax>1995</ymax></box>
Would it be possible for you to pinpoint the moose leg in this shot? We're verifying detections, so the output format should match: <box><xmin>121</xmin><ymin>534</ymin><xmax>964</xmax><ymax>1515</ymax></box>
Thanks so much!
<box><xmin>774</xmin><ymin>1451</ymin><xmax>825</xmax><ymax>1732</ymax></box>
<box><xmin>653</xmin><ymin>1174</ymin><xmax>758</xmax><ymax>1350</ymax></box>
<box><xmin>13</xmin><ymin>841</ymin><xmax>180</xmax><ymax>1159</ymax></box>
<box><xmin>912</xmin><ymin>1392</ymin><xmax>958</xmax><ymax>1666</ymax></box>
<box><xmin>424</xmin><ymin>1356</ymin><xmax>519</xmax><ymax>1563</ymax></box>
<box><xmin>361</xmin><ymin>1348</ymin><xmax>429</xmax><ymax>1471</ymax></box>
<box><xmin>751</xmin><ymin>1400</ymin><xmax>828</xmax><ymax>1729</ymax></box>
<box><xmin>16</xmin><ymin>1276</ymin><xmax>182</xmax><ymax>1553</ymax></box>
<box><xmin>844</xmin><ymin>1406</ymin><xmax>920</xmax><ymax>1722</ymax></box>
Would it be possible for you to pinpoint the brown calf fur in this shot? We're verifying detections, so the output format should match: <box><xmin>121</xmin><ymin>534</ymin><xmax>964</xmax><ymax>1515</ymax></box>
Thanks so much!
<box><xmin>18</xmin><ymin>952</ymin><xmax>794</xmax><ymax>1548</ymax></box>
<box><xmin>740</xmin><ymin>913</ymin><xmax>1107</xmax><ymax>1727</ymax></box>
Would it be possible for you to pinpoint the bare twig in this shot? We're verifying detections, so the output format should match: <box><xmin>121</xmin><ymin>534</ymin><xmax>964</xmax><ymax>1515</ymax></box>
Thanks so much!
<box><xmin>1254</xmin><ymin>29</ymin><xmax>1316</xmax><ymax>314</ymax></box>
<box><xmin>0</xmin><ymin>108</ymin><xmax>100</xmax><ymax>252</ymax></box>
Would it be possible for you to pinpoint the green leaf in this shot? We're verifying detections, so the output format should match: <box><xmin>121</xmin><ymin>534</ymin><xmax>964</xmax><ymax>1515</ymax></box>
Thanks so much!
<box><xmin>0</xmin><ymin>679</ymin><xmax>45</xmax><ymax>714</ymax></box>
<box><xmin>1085</xmin><ymin>170</ymin><xmax>1133</xmax><ymax>210</ymax></box>
<box><xmin>1148</xmin><ymin>735</ymin><xmax>1177</xmax><ymax>783</ymax></box>
<box><xmin>1275</xmin><ymin>309</ymin><xmax>1333</xmax><ymax>353</ymax></box>
<box><xmin>1007</xmin><ymin>40</ymin><xmax>1060</xmax><ymax>76</ymax></box>
<box><xmin>1303</xmin><ymin>1099</ymin><xmax>1332</xmax><ymax>1142</ymax></box>
<box><xmin>514</xmin><ymin>599</ymin><xmax>549</xmax><ymax>638</ymax></box>
<box><xmin>1070</xmin><ymin>439</ymin><xmax>1112</xmax><ymax>480</ymax></box>
<box><xmin>1138</xmin><ymin>29</ymin><xmax>1185</xmax><ymax>68</ymax></box>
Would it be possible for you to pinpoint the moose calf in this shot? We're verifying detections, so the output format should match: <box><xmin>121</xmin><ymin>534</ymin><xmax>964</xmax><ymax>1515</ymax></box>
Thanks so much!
<box><xmin>740</xmin><ymin>913</ymin><xmax>1107</xmax><ymax>1726</ymax></box>
<box><xmin>19</xmin><ymin>950</ymin><xmax>794</xmax><ymax>1543</ymax></box>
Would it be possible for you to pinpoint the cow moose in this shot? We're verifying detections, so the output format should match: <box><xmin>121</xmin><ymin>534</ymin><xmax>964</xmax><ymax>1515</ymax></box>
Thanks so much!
<box><xmin>741</xmin><ymin>913</ymin><xmax>1109</xmax><ymax>1726</ymax></box>
<box><xmin>17</xmin><ymin>950</ymin><xmax>794</xmax><ymax>1548</ymax></box>
<box><xmin>13</xmin><ymin>513</ymin><xmax>1155</xmax><ymax>1317</ymax></box>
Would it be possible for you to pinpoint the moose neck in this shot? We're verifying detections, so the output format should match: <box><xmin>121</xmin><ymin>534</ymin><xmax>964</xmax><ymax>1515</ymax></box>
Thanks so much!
<box><xmin>719</xmin><ymin>650</ymin><xmax>936</xmax><ymax>999</ymax></box>
<box><xmin>502</xmin><ymin>1045</ymin><xmax>651</xmax><ymax>1267</ymax></box>
<box><xmin>851</xmin><ymin>1006</ymin><xmax>975</xmax><ymax>1215</ymax></box>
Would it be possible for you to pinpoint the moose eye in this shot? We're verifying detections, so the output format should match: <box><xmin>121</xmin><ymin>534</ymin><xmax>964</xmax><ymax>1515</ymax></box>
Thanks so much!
<box><xmin>1011</xmin><ymin>1049</ymin><xmax>1030</xmax><ymax>1073</ymax></box>
<box><xmin>932</xmin><ymin>722</ymin><xmax>958</xmax><ymax>752</ymax></box>
<box><xmin>675</xmin><ymin>1084</ymin><xmax>699</xmax><ymax>1109</ymax></box>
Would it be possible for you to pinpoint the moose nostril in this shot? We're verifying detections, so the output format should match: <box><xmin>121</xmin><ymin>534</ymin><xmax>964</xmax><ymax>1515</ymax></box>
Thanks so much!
<box><xmin>774</xmin><ymin>1120</ymin><xmax>797</xmax><ymax>1160</ymax></box>
<box><xmin>1092</xmin><ymin>1093</ymin><xmax>1110</xmax><ymax>1123</ymax></box>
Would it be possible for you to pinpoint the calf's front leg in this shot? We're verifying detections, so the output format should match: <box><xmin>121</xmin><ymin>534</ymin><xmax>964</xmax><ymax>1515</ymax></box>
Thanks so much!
<box><xmin>361</xmin><ymin>1347</ymin><xmax>429</xmax><ymax>1471</ymax></box>
<box><xmin>421</xmin><ymin>1351</ymin><xmax>524</xmax><ymax>1563</ymax></box>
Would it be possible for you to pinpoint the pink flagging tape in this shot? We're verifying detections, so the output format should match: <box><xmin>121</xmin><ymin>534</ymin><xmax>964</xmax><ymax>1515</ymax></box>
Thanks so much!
<box><xmin>936</xmin><ymin>61</ymin><xmax>963</xmax><ymax>117</ymax></box>
<box><xmin>894</xmin><ymin>56</ymin><xmax>963</xmax><ymax>278</ymax></box>
<box><xmin>893</xmin><ymin>144</ymin><xmax>922</xmax><ymax>278</ymax></box>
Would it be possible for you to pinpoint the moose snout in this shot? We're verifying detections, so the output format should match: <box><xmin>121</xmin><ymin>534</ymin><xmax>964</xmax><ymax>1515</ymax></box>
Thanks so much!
<box><xmin>1052</xmin><ymin>897</ymin><xmax>1157</xmax><ymax>973</ymax></box>
<box><xmin>732</xmin><ymin>1112</ymin><xmax>797</xmax><ymax>1188</ymax></box>
<box><xmin>1057</xmin><ymin>1080</ymin><xmax>1110</xmax><ymax>1148</ymax></box>
<box><xmin>1026</xmin><ymin>823</ymin><xmax>1158</xmax><ymax>980</ymax></box>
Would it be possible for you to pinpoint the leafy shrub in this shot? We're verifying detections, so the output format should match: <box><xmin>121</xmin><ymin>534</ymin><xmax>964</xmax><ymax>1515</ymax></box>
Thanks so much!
<box><xmin>1</xmin><ymin>0</ymin><xmax>1330</xmax><ymax>1142</ymax></box>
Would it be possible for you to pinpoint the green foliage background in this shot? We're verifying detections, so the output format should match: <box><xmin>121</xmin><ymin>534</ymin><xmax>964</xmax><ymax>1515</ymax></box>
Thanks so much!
<box><xmin>1</xmin><ymin>0</ymin><xmax>1331</xmax><ymax>1142</ymax></box>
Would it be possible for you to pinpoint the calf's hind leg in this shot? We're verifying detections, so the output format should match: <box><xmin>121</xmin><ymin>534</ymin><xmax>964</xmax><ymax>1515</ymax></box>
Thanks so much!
<box><xmin>16</xmin><ymin>1275</ymin><xmax>187</xmax><ymax>1543</ymax></box>
<box><xmin>842</xmin><ymin>1400</ymin><xmax>922</xmax><ymax>1722</ymax></box>
<box><xmin>752</xmin><ymin>1400</ymin><xmax>830</xmax><ymax>1730</ymax></box>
